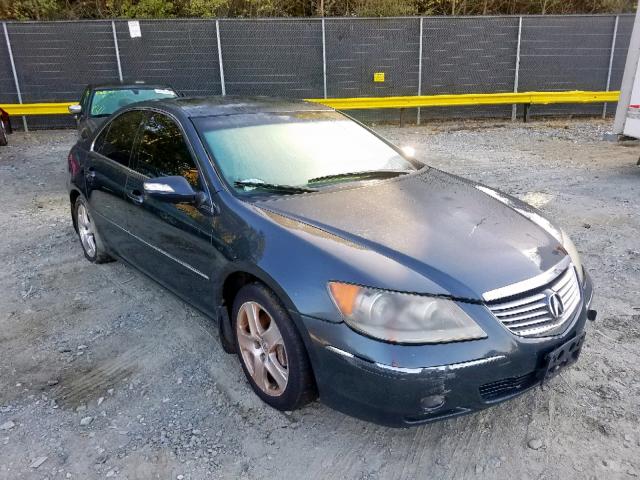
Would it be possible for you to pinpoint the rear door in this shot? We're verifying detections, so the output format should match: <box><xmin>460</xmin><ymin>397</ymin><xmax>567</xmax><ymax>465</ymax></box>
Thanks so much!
<box><xmin>123</xmin><ymin>111</ymin><xmax>218</xmax><ymax>312</ymax></box>
<box><xmin>85</xmin><ymin>110</ymin><xmax>146</xmax><ymax>254</ymax></box>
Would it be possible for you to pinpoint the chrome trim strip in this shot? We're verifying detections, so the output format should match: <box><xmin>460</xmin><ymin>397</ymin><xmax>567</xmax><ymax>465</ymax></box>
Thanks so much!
<box><xmin>325</xmin><ymin>345</ymin><xmax>354</xmax><ymax>359</ymax></box>
<box><xmin>494</xmin><ymin>301</ymin><xmax>546</xmax><ymax>317</ymax></box>
<box><xmin>490</xmin><ymin>293</ymin><xmax>546</xmax><ymax>312</ymax></box>
<box><xmin>423</xmin><ymin>355</ymin><xmax>506</xmax><ymax>372</ymax></box>
<box><xmin>99</xmin><ymin>214</ymin><xmax>210</xmax><ymax>280</ymax></box>
<box><xmin>585</xmin><ymin>283</ymin><xmax>594</xmax><ymax>309</ymax></box>
<box><xmin>374</xmin><ymin>363</ymin><xmax>424</xmax><ymax>374</ymax></box>
<box><xmin>375</xmin><ymin>355</ymin><xmax>506</xmax><ymax>373</ymax></box>
<box><xmin>326</xmin><ymin>344</ymin><xmax>506</xmax><ymax>374</ymax></box>
<box><xmin>482</xmin><ymin>256</ymin><xmax>571</xmax><ymax>302</ymax></box>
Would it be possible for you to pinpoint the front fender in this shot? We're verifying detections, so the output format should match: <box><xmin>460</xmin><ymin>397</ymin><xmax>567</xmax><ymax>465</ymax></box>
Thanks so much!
<box><xmin>221</xmin><ymin>204</ymin><xmax>452</xmax><ymax>324</ymax></box>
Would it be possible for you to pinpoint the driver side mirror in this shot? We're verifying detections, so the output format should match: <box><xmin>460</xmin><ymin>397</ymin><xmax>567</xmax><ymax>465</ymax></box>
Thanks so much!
<box><xmin>68</xmin><ymin>104</ymin><xmax>82</xmax><ymax>115</ymax></box>
<box><xmin>143</xmin><ymin>176</ymin><xmax>204</xmax><ymax>205</ymax></box>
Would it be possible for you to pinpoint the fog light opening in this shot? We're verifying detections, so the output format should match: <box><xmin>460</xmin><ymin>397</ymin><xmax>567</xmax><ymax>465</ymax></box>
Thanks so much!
<box><xmin>420</xmin><ymin>394</ymin><xmax>446</xmax><ymax>412</ymax></box>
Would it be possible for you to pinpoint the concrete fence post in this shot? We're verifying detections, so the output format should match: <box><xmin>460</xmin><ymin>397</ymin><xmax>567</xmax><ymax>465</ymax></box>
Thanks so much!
<box><xmin>216</xmin><ymin>20</ymin><xmax>226</xmax><ymax>96</ymax></box>
<box><xmin>512</xmin><ymin>16</ymin><xmax>523</xmax><ymax>121</ymax></box>
<box><xmin>112</xmin><ymin>21</ymin><xmax>124</xmax><ymax>82</ymax></box>
<box><xmin>322</xmin><ymin>18</ymin><xmax>328</xmax><ymax>100</ymax></box>
<box><xmin>111</xmin><ymin>20</ymin><xmax>122</xmax><ymax>82</ymax></box>
<box><xmin>417</xmin><ymin>17</ymin><xmax>424</xmax><ymax>125</ymax></box>
<box><xmin>603</xmin><ymin>15</ymin><xmax>619</xmax><ymax>118</ymax></box>
<box><xmin>2</xmin><ymin>22</ymin><xmax>28</xmax><ymax>132</ymax></box>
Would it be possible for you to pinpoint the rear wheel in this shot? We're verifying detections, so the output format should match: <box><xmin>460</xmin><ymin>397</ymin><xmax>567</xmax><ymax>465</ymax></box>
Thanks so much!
<box><xmin>232</xmin><ymin>283</ymin><xmax>316</xmax><ymax>411</ymax></box>
<box><xmin>74</xmin><ymin>197</ymin><xmax>113</xmax><ymax>263</ymax></box>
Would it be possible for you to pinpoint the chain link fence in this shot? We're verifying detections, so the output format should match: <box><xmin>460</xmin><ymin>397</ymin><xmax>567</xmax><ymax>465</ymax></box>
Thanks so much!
<box><xmin>220</xmin><ymin>19</ymin><xmax>324</xmax><ymax>98</ymax></box>
<box><xmin>0</xmin><ymin>14</ymin><xmax>633</xmax><ymax>130</ymax></box>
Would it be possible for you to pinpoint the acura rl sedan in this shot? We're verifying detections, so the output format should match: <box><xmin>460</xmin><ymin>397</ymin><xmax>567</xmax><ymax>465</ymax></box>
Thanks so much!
<box><xmin>67</xmin><ymin>97</ymin><xmax>595</xmax><ymax>427</ymax></box>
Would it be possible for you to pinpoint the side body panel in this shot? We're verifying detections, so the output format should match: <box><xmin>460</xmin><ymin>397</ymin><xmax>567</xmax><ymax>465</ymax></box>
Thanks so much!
<box><xmin>84</xmin><ymin>110</ymin><xmax>145</xmax><ymax>255</ymax></box>
<box><xmin>121</xmin><ymin>110</ymin><xmax>223</xmax><ymax>313</ymax></box>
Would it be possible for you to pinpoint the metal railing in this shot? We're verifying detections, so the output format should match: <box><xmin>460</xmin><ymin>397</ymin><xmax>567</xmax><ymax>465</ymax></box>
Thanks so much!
<box><xmin>0</xmin><ymin>90</ymin><xmax>620</xmax><ymax>125</ymax></box>
<box><xmin>0</xmin><ymin>16</ymin><xmax>633</xmax><ymax>130</ymax></box>
<box><xmin>307</xmin><ymin>91</ymin><xmax>620</xmax><ymax>109</ymax></box>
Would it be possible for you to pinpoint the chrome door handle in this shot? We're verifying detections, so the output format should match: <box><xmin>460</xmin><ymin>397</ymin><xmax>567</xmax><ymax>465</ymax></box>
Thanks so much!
<box><xmin>127</xmin><ymin>190</ymin><xmax>144</xmax><ymax>205</ymax></box>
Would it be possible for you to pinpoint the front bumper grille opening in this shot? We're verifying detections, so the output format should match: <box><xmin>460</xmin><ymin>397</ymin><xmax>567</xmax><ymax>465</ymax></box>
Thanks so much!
<box><xmin>487</xmin><ymin>266</ymin><xmax>581</xmax><ymax>338</ymax></box>
<box><xmin>479</xmin><ymin>372</ymin><xmax>538</xmax><ymax>402</ymax></box>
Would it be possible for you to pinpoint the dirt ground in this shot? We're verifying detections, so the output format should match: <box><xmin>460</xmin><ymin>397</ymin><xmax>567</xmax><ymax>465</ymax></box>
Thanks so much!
<box><xmin>0</xmin><ymin>119</ymin><xmax>639</xmax><ymax>480</ymax></box>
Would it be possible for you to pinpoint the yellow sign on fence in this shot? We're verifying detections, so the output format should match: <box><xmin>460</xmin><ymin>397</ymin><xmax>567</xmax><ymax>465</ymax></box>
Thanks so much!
<box><xmin>373</xmin><ymin>72</ymin><xmax>385</xmax><ymax>83</ymax></box>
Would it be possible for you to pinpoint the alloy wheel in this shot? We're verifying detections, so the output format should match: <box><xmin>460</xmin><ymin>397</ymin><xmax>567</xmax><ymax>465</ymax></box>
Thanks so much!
<box><xmin>77</xmin><ymin>203</ymin><xmax>96</xmax><ymax>258</ymax></box>
<box><xmin>236</xmin><ymin>301</ymin><xmax>289</xmax><ymax>396</ymax></box>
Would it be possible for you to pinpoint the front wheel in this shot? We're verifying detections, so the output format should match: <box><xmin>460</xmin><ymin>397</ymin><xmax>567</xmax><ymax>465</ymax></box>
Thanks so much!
<box><xmin>74</xmin><ymin>197</ymin><xmax>113</xmax><ymax>264</ymax></box>
<box><xmin>0</xmin><ymin>120</ymin><xmax>7</xmax><ymax>146</ymax></box>
<box><xmin>232</xmin><ymin>283</ymin><xmax>316</xmax><ymax>411</ymax></box>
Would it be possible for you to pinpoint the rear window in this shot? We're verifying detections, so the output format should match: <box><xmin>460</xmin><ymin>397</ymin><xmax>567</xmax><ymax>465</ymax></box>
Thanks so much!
<box><xmin>90</xmin><ymin>88</ymin><xmax>177</xmax><ymax>117</ymax></box>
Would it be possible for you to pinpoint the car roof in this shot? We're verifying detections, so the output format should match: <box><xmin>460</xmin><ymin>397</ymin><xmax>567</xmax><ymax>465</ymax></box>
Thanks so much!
<box><xmin>126</xmin><ymin>96</ymin><xmax>333</xmax><ymax>119</ymax></box>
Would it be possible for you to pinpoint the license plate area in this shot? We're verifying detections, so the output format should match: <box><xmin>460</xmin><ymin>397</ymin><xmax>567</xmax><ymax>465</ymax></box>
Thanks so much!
<box><xmin>540</xmin><ymin>332</ymin><xmax>586</xmax><ymax>383</ymax></box>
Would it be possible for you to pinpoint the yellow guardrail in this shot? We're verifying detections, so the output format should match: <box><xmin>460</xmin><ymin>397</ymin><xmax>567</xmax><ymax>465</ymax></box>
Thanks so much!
<box><xmin>0</xmin><ymin>90</ymin><xmax>620</xmax><ymax>116</ymax></box>
<box><xmin>0</xmin><ymin>102</ymin><xmax>75</xmax><ymax>116</ymax></box>
<box><xmin>306</xmin><ymin>90</ymin><xmax>620</xmax><ymax>110</ymax></box>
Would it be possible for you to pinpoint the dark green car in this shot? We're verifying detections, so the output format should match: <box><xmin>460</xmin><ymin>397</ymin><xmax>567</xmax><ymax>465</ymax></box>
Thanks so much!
<box><xmin>68</xmin><ymin>82</ymin><xmax>178</xmax><ymax>139</ymax></box>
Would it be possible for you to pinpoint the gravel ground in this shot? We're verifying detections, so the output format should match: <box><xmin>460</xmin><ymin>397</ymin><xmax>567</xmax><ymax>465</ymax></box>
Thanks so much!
<box><xmin>0</xmin><ymin>119</ymin><xmax>639</xmax><ymax>480</ymax></box>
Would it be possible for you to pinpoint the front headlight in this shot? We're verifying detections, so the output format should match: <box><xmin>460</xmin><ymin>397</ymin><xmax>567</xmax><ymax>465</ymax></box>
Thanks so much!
<box><xmin>328</xmin><ymin>282</ymin><xmax>487</xmax><ymax>344</ymax></box>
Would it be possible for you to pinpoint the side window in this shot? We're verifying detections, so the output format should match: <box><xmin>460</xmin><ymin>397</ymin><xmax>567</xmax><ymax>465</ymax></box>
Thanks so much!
<box><xmin>93</xmin><ymin>124</ymin><xmax>109</xmax><ymax>152</ymax></box>
<box><xmin>134</xmin><ymin>113</ymin><xmax>200</xmax><ymax>189</ymax></box>
<box><xmin>94</xmin><ymin>110</ymin><xmax>145</xmax><ymax>167</ymax></box>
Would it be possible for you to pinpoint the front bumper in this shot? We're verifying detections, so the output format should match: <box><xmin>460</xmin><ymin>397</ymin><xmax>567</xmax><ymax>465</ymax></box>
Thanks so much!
<box><xmin>299</xmin><ymin>271</ymin><xmax>594</xmax><ymax>427</ymax></box>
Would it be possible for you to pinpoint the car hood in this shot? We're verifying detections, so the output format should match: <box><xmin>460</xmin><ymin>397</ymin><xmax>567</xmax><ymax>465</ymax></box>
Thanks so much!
<box><xmin>256</xmin><ymin>168</ymin><xmax>567</xmax><ymax>300</ymax></box>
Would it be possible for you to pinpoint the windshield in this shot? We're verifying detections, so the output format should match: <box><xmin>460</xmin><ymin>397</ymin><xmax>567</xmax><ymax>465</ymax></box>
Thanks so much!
<box><xmin>194</xmin><ymin>111</ymin><xmax>418</xmax><ymax>195</ymax></box>
<box><xmin>90</xmin><ymin>88</ymin><xmax>177</xmax><ymax>116</ymax></box>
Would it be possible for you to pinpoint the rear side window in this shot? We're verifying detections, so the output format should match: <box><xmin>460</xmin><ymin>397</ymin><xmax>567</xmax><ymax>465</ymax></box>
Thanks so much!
<box><xmin>133</xmin><ymin>113</ymin><xmax>200</xmax><ymax>189</ymax></box>
<box><xmin>94</xmin><ymin>110</ymin><xmax>145</xmax><ymax>167</ymax></box>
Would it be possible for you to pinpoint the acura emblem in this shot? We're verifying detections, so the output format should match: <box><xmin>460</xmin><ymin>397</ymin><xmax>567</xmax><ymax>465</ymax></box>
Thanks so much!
<box><xmin>546</xmin><ymin>291</ymin><xmax>565</xmax><ymax>319</ymax></box>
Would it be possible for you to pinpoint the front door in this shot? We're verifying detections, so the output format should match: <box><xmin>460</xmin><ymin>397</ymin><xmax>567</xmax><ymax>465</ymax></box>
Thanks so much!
<box><xmin>85</xmin><ymin>110</ymin><xmax>145</xmax><ymax>255</ymax></box>
<box><xmin>123</xmin><ymin>112</ymin><xmax>218</xmax><ymax>313</ymax></box>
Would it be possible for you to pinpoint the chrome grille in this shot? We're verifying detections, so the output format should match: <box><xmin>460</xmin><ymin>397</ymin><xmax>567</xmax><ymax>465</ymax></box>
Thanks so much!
<box><xmin>487</xmin><ymin>266</ymin><xmax>581</xmax><ymax>338</ymax></box>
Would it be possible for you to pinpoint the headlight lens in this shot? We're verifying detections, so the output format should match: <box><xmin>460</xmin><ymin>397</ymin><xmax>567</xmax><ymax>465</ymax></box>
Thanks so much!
<box><xmin>328</xmin><ymin>282</ymin><xmax>487</xmax><ymax>344</ymax></box>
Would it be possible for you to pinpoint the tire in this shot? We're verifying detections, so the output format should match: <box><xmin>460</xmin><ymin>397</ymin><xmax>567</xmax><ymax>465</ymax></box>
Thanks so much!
<box><xmin>74</xmin><ymin>197</ymin><xmax>113</xmax><ymax>264</ymax></box>
<box><xmin>232</xmin><ymin>283</ymin><xmax>317</xmax><ymax>411</ymax></box>
<box><xmin>0</xmin><ymin>121</ymin><xmax>7</xmax><ymax>147</ymax></box>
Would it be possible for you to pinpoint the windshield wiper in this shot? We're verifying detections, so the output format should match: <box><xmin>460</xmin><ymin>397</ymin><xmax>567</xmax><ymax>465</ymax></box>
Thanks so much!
<box><xmin>307</xmin><ymin>169</ymin><xmax>411</xmax><ymax>185</ymax></box>
<box><xmin>234</xmin><ymin>180</ymin><xmax>318</xmax><ymax>194</ymax></box>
